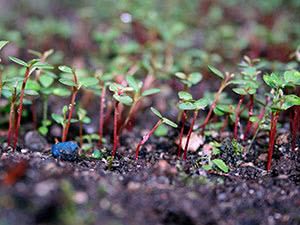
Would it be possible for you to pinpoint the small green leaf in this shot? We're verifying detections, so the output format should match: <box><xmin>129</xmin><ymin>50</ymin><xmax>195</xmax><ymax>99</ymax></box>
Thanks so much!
<box><xmin>59</xmin><ymin>78</ymin><xmax>76</xmax><ymax>87</ymax></box>
<box><xmin>42</xmin><ymin>120</ymin><xmax>52</xmax><ymax>126</ymax></box>
<box><xmin>33</xmin><ymin>62</ymin><xmax>54</xmax><ymax>70</ymax></box>
<box><xmin>187</xmin><ymin>72</ymin><xmax>202</xmax><ymax>85</ymax></box>
<box><xmin>92</xmin><ymin>149</ymin><xmax>101</xmax><ymax>159</ymax></box>
<box><xmin>0</xmin><ymin>41</ymin><xmax>9</xmax><ymax>50</ymax></box>
<box><xmin>53</xmin><ymin>87</ymin><xmax>71</xmax><ymax>96</ymax></box>
<box><xmin>212</xmin><ymin>159</ymin><xmax>229</xmax><ymax>173</ymax></box>
<box><xmin>280</xmin><ymin>94</ymin><xmax>300</xmax><ymax>110</ymax></box>
<box><xmin>284</xmin><ymin>71</ymin><xmax>300</xmax><ymax>85</ymax></box>
<box><xmin>174</xmin><ymin>72</ymin><xmax>186</xmax><ymax>80</ymax></box>
<box><xmin>208</xmin><ymin>65</ymin><xmax>224</xmax><ymax>79</ymax></box>
<box><xmin>8</xmin><ymin>56</ymin><xmax>28</xmax><ymax>67</ymax></box>
<box><xmin>62</xmin><ymin>105</ymin><xmax>68</xmax><ymax>115</ymax></box>
<box><xmin>39</xmin><ymin>74</ymin><xmax>54</xmax><ymax>88</ymax></box>
<box><xmin>126</xmin><ymin>74</ymin><xmax>139</xmax><ymax>93</ymax></box>
<box><xmin>216</xmin><ymin>104</ymin><xmax>232</xmax><ymax>113</ymax></box>
<box><xmin>178</xmin><ymin>91</ymin><xmax>193</xmax><ymax>101</ymax></box>
<box><xmin>162</xmin><ymin>118</ymin><xmax>178</xmax><ymax>128</ymax></box>
<box><xmin>202</xmin><ymin>164</ymin><xmax>212</xmax><ymax>171</ymax></box>
<box><xmin>38</xmin><ymin>126</ymin><xmax>48</xmax><ymax>135</ymax></box>
<box><xmin>24</xmin><ymin>80</ymin><xmax>40</xmax><ymax>91</ymax></box>
<box><xmin>249</xmin><ymin>116</ymin><xmax>259</xmax><ymax>122</ymax></box>
<box><xmin>70</xmin><ymin>119</ymin><xmax>79</xmax><ymax>123</ymax></box>
<box><xmin>58</xmin><ymin>65</ymin><xmax>73</xmax><ymax>73</ymax></box>
<box><xmin>177</xmin><ymin>102</ymin><xmax>196</xmax><ymax>111</ymax></box>
<box><xmin>232</xmin><ymin>88</ymin><xmax>247</xmax><ymax>95</ymax></box>
<box><xmin>82</xmin><ymin>117</ymin><xmax>91</xmax><ymax>124</ymax></box>
<box><xmin>194</xmin><ymin>98</ymin><xmax>208</xmax><ymax>110</ymax></box>
<box><xmin>142</xmin><ymin>88</ymin><xmax>160</xmax><ymax>97</ymax></box>
<box><xmin>51</xmin><ymin>113</ymin><xmax>64</xmax><ymax>125</ymax></box>
<box><xmin>151</xmin><ymin>107</ymin><xmax>163</xmax><ymax>118</ymax></box>
<box><xmin>24</xmin><ymin>90</ymin><xmax>39</xmax><ymax>96</ymax></box>
<box><xmin>113</xmin><ymin>94</ymin><xmax>133</xmax><ymax>105</ymax></box>
<box><xmin>154</xmin><ymin>124</ymin><xmax>168</xmax><ymax>137</ymax></box>
<box><xmin>213</xmin><ymin>107</ymin><xmax>225</xmax><ymax>116</ymax></box>
<box><xmin>78</xmin><ymin>77</ymin><xmax>99</xmax><ymax>87</ymax></box>
<box><xmin>100</xmin><ymin>73</ymin><xmax>114</xmax><ymax>82</ymax></box>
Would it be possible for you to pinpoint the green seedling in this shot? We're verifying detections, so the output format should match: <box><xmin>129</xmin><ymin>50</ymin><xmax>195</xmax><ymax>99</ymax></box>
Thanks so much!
<box><xmin>201</xmin><ymin>65</ymin><xmax>234</xmax><ymax>135</ymax></box>
<box><xmin>263</xmin><ymin>72</ymin><xmax>300</xmax><ymax>171</ymax></box>
<box><xmin>77</xmin><ymin>108</ymin><xmax>91</xmax><ymax>147</ymax></box>
<box><xmin>109</xmin><ymin>82</ymin><xmax>133</xmax><ymax>157</ymax></box>
<box><xmin>9</xmin><ymin>56</ymin><xmax>53</xmax><ymax>151</ymax></box>
<box><xmin>118</xmin><ymin>74</ymin><xmax>160</xmax><ymax>136</ymax></box>
<box><xmin>135</xmin><ymin>107</ymin><xmax>177</xmax><ymax>160</ymax></box>
<box><xmin>177</xmin><ymin>94</ymin><xmax>208</xmax><ymax>160</ymax></box>
<box><xmin>58</xmin><ymin>65</ymin><xmax>98</xmax><ymax>142</ymax></box>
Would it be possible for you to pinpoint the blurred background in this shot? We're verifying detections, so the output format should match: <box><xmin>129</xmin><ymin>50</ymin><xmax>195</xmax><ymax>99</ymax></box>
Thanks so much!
<box><xmin>0</xmin><ymin>0</ymin><xmax>299</xmax><ymax>72</ymax></box>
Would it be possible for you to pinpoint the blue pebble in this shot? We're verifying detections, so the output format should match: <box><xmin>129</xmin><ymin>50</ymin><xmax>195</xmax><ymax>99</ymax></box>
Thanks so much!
<box><xmin>52</xmin><ymin>142</ymin><xmax>79</xmax><ymax>161</ymax></box>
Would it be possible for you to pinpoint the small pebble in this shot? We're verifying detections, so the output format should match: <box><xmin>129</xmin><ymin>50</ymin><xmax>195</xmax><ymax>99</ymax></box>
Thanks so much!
<box><xmin>52</xmin><ymin>141</ymin><xmax>79</xmax><ymax>161</ymax></box>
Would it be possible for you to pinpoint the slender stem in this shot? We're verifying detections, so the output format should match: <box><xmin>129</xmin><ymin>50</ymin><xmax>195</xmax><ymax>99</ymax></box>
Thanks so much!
<box><xmin>112</xmin><ymin>101</ymin><xmax>119</xmax><ymax>157</ymax></box>
<box><xmin>62</xmin><ymin>88</ymin><xmax>78</xmax><ymax>142</ymax></box>
<box><xmin>221</xmin><ymin>113</ymin><xmax>229</xmax><ymax>133</ymax></box>
<box><xmin>97</xmin><ymin>85</ymin><xmax>106</xmax><ymax>148</ymax></box>
<box><xmin>8</xmin><ymin>89</ymin><xmax>17</xmax><ymax>146</ymax></box>
<box><xmin>292</xmin><ymin>106</ymin><xmax>299</xmax><ymax>152</ymax></box>
<box><xmin>243</xmin><ymin>95</ymin><xmax>254</xmax><ymax>140</ymax></box>
<box><xmin>178</xmin><ymin>110</ymin><xmax>186</xmax><ymax>158</ymax></box>
<box><xmin>234</xmin><ymin>95</ymin><xmax>245</xmax><ymax>140</ymax></box>
<box><xmin>183</xmin><ymin>110</ymin><xmax>199</xmax><ymax>160</ymax></box>
<box><xmin>267</xmin><ymin>111</ymin><xmax>279</xmax><ymax>171</ymax></box>
<box><xmin>13</xmin><ymin>66</ymin><xmax>31</xmax><ymax>151</ymax></box>
<box><xmin>135</xmin><ymin>119</ymin><xmax>162</xmax><ymax>160</ymax></box>
<box><xmin>79</xmin><ymin>121</ymin><xmax>83</xmax><ymax>148</ymax></box>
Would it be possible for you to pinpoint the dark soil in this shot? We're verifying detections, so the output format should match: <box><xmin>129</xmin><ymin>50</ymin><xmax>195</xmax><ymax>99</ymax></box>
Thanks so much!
<box><xmin>1</xmin><ymin>126</ymin><xmax>300</xmax><ymax>225</ymax></box>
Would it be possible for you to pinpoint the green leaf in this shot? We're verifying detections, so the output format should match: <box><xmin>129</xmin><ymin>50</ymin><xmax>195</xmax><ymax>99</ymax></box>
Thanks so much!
<box><xmin>162</xmin><ymin>118</ymin><xmax>178</xmax><ymax>128</ymax></box>
<box><xmin>202</xmin><ymin>164</ymin><xmax>212</xmax><ymax>171</ymax></box>
<box><xmin>82</xmin><ymin>117</ymin><xmax>91</xmax><ymax>124</ymax></box>
<box><xmin>263</xmin><ymin>73</ymin><xmax>286</xmax><ymax>89</ymax></box>
<box><xmin>62</xmin><ymin>105</ymin><xmax>68</xmax><ymax>115</ymax></box>
<box><xmin>24</xmin><ymin>80</ymin><xmax>40</xmax><ymax>91</ymax></box>
<box><xmin>42</xmin><ymin>120</ymin><xmax>52</xmax><ymax>126</ymax></box>
<box><xmin>58</xmin><ymin>65</ymin><xmax>73</xmax><ymax>73</ymax></box>
<box><xmin>212</xmin><ymin>159</ymin><xmax>229</xmax><ymax>173</ymax></box>
<box><xmin>249</xmin><ymin>116</ymin><xmax>259</xmax><ymax>122</ymax></box>
<box><xmin>213</xmin><ymin>107</ymin><xmax>225</xmax><ymax>116</ymax></box>
<box><xmin>154</xmin><ymin>124</ymin><xmax>168</xmax><ymax>137</ymax></box>
<box><xmin>280</xmin><ymin>94</ymin><xmax>300</xmax><ymax>110</ymax></box>
<box><xmin>100</xmin><ymin>73</ymin><xmax>114</xmax><ymax>82</ymax></box>
<box><xmin>33</xmin><ymin>62</ymin><xmax>54</xmax><ymax>70</ymax></box>
<box><xmin>92</xmin><ymin>149</ymin><xmax>101</xmax><ymax>159</ymax></box>
<box><xmin>232</xmin><ymin>88</ymin><xmax>247</xmax><ymax>95</ymax></box>
<box><xmin>174</xmin><ymin>72</ymin><xmax>186</xmax><ymax>80</ymax></box>
<box><xmin>284</xmin><ymin>71</ymin><xmax>300</xmax><ymax>85</ymax></box>
<box><xmin>126</xmin><ymin>74</ymin><xmax>139</xmax><ymax>93</ymax></box>
<box><xmin>151</xmin><ymin>107</ymin><xmax>163</xmax><ymax>118</ymax></box>
<box><xmin>208</xmin><ymin>65</ymin><xmax>224</xmax><ymax>79</ymax></box>
<box><xmin>39</xmin><ymin>74</ymin><xmax>54</xmax><ymax>88</ymax></box>
<box><xmin>78</xmin><ymin>77</ymin><xmax>99</xmax><ymax>87</ymax></box>
<box><xmin>51</xmin><ymin>113</ymin><xmax>64</xmax><ymax>125</ymax></box>
<box><xmin>216</xmin><ymin>104</ymin><xmax>232</xmax><ymax>113</ymax></box>
<box><xmin>8</xmin><ymin>56</ymin><xmax>28</xmax><ymax>67</ymax></box>
<box><xmin>0</xmin><ymin>41</ymin><xmax>9</xmax><ymax>50</ymax></box>
<box><xmin>52</xmin><ymin>87</ymin><xmax>71</xmax><ymax>96</ymax></box>
<box><xmin>177</xmin><ymin>102</ymin><xmax>196</xmax><ymax>111</ymax></box>
<box><xmin>113</xmin><ymin>94</ymin><xmax>133</xmax><ymax>105</ymax></box>
<box><xmin>194</xmin><ymin>98</ymin><xmax>208</xmax><ymax>110</ymax></box>
<box><xmin>70</xmin><ymin>119</ymin><xmax>79</xmax><ymax>123</ymax></box>
<box><xmin>178</xmin><ymin>91</ymin><xmax>193</xmax><ymax>101</ymax></box>
<box><xmin>187</xmin><ymin>72</ymin><xmax>202</xmax><ymax>85</ymax></box>
<box><xmin>59</xmin><ymin>78</ymin><xmax>76</xmax><ymax>87</ymax></box>
<box><xmin>38</xmin><ymin>126</ymin><xmax>48</xmax><ymax>135</ymax></box>
<box><xmin>141</xmin><ymin>88</ymin><xmax>160</xmax><ymax>97</ymax></box>
<box><xmin>24</xmin><ymin>90</ymin><xmax>39</xmax><ymax>96</ymax></box>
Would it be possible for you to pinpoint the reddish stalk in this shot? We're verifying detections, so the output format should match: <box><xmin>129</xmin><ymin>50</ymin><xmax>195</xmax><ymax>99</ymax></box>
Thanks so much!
<box><xmin>62</xmin><ymin>72</ymin><xmax>78</xmax><ymax>142</ymax></box>
<box><xmin>234</xmin><ymin>95</ymin><xmax>246</xmax><ymax>140</ymax></box>
<box><xmin>8</xmin><ymin>89</ymin><xmax>17</xmax><ymax>146</ymax></box>
<box><xmin>112</xmin><ymin>101</ymin><xmax>119</xmax><ymax>157</ymax></box>
<box><xmin>177</xmin><ymin>110</ymin><xmax>187</xmax><ymax>158</ymax></box>
<box><xmin>243</xmin><ymin>95</ymin><xmax>254</xmax><ymax>140</ymax></box>
<box><xmin>135</xmin><ymin>119</ymin><xmax>162</xmax><ymax>160</ymax></box>
<box><xmin>97</xmin><ymin>85</ymin><xmax>106</xmax><ymax>148</ymax></box>
<box><xmin>292</xmin><ymin>106</ymin><xmax>300</xmax><ymax>152</ymax></box>
<box><xmin>12</xmin><ymin>66</ymin><xmax>32</xmax><ymax>151</ymax></box>
<box><xmin>266</xmin><ymin>111</ymin><xmax>279</xmax><ymax>171</ymax></box>
<box><xmin>183</xmin><ymin>110</ymin><xmax>199</xmax><ymax>160</ymax></box>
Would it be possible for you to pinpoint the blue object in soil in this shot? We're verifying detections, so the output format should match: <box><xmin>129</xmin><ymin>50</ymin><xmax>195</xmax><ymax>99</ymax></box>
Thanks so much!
<box><xmin>52</xmin><ymin>141</ymin><xmax>78</xmax><ymax>161</ymax></box>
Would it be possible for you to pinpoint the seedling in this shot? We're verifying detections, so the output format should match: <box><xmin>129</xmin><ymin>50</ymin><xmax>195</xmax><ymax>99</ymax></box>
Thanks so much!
<box><xmin>58</xmin><ymin>65</ymin><xmax>98</xmax><ymax>142</ymax></box>
<box><xmin>118</xmin><ymin>74</ymin><xmax>160</xmax><ymax>135</ymax></box>
<box><xmin>177</xmin><ymin>95</ymin><xmax>208</xmax><ymax>160</ymax></box>
<box><xmin>201</xmin><ymin>65</ymin><xmax>234</xmax><ymax>135</ymax></box>
<box><xmin>109</xmin><ymin>82</ymin><xmax>133</xmax><ymax>157</ymax></box>
<box><xmin>263</xmin><ymin>72</ymin><xmax>300</xmax><ymax>170</ymax></box>
<box><xmin>135</xmin><ymin>107</ymin><xmax>177</xmax><ymax>160</ymax></box>
<box><xmin>8</xmin><ymin>56</ymin><xmax>54</xmax><ymax>151</ymax></box>
<box><xmin>77</xmin><ymin>108</ymin><xmax>91</xmax><ymax>147</ymax></box>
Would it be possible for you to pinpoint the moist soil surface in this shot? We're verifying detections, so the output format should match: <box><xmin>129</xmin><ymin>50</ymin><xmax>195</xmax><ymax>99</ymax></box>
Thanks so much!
<box><xmin>0</xmin><ymin>125</ymin><xmax>300</xmax><ymax>225</ymax></box>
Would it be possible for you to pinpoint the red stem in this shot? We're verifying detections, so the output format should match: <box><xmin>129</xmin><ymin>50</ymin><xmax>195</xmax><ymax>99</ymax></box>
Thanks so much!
<box><xmin>267</xmin><ymin>111</ymin><xmax>279</xmax><ymax>171</ymax></box>
<box><xmin>243</xmin><ymin>95</ymin><xmax>254</xmax><ymax>141</ymax></box>
<box><xmin>12</xmin><ymin>67</ymin><xmax>31</xmax><ymax>151</ymax></box>
<box><xmin>183</xmin><ymin>110</ymin><xmax>199</xmax><ymax>160</ymax></box>
<box><xmin>97</xmin><ymin>85</ymin><xmax>106</xmax><ymax>148</ymax></box>
<box><xmin>177</xmin><ymin>110</ymin><xmax>187</xmax><ymax>158</ymax></box>
<box><xmin>135</xmin><ymin>119</ymin><xmax>162</xmax><ymax>160</ymax></box>
<box><xmin>8</xmin><ymin>89</ymin><xmax>17</xmax><ymax>146</ymax></box>
<box><xmin>234</xmin><ymin>95</ymin><xmax>245</xmax><ymax>140</ymax></box>
<box><xmin>62</xmin><ymin>88</ymin><xmax>78</xmax><ymax>142</ymax></box>
<box><xmin>112</xmin><ymin>101</ymin><xmax>119</xmax><ymax>157</ymax></box>
<box><xmin>292</xmin><ymin>106</ymin><xmax>300</xmax><ymax>152</ymax></box>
